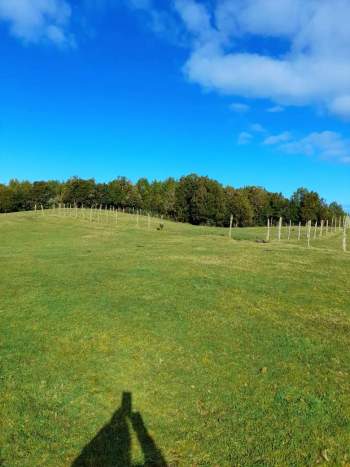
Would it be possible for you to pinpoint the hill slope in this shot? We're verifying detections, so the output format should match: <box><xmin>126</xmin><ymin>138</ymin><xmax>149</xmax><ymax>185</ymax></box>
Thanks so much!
<box><xmin>1</xmin><ymin>211</ymin><xmax>349</xmax><ymax>466</ymax></box>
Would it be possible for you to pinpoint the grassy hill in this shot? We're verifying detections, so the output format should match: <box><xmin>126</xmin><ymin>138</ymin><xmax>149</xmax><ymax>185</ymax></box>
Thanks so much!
<box><xmin>1</xmin><ymin>210</ymin><xmax>349</xmax><ymax>466</ymax></box>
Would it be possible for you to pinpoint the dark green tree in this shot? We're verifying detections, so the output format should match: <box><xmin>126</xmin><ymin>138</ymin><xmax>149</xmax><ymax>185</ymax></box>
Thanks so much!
<box><xmin>243</xmin><ymin>186</ymin><xmax>270</xmax><ymax>225</ymax></box>
<box><xmin>62</xmin><ymin>177</ymin><xmax>96</xmax><ymax>207</ymax></box>
<box><xmin>225</xmin><ymin>187</ymin><xmax>253</xmax><ymax>226</ymax></box>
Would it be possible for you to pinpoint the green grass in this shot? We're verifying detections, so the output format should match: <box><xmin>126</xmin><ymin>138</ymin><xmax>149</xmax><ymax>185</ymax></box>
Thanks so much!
<box><xmin>1</xmin><ymin>210</ymin><xmax>349</xmax><ymax>466</ymax></box>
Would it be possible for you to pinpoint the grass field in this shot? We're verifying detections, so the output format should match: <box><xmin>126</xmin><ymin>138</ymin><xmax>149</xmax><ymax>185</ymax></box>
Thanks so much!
<box><xmin>1</xmin><ymin>210</ymin><xmax>350</xmax><ymax>466</ymax></box>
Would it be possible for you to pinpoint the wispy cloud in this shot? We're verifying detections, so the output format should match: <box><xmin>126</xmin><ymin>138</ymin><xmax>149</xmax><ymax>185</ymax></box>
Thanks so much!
<box><xmin>264</xmin><ymin>130</ymin><xmax>350</xmax><ymax>164</ymax></box>
<box><xmin>264</xmin><ymin>132</ymin><xmax>292</xmax><ymax>145</ymax></box>
<box><xmin>280</xmin><ymin>132</ymin><xmax>350</xmax><ymax>163</ymax></box>
<box><xmin>267</xmin><ymin>105</ymin><xmax>284</xmax><ymax>113</ymax></box>
<box><xmin>237</xmin><ymin>124</ymin><xmax>350</xmax><ymax>164</ymax></box>
<box><xmin>0</xmin><ymin>0</ymin><xmax>73</xmax><ymax>46</ymax></box>
<box><xmin>250</xmin><ymin>123</ymin><xmax>266</xmax><ymax>133</ymax></box>
<box><xmin>230</xmin><ymin>102</ymin><xmax>250</xmax><ymax>113</ymax></box>
<box><xmin>328</xmin><ymin>96</ymin><xmax>350</xmax><ymax>120</ymax></box>
<box><xmin>238</xmin><ymin>132</ymin><xmax>253</xmax><ymax>145</ymax></box>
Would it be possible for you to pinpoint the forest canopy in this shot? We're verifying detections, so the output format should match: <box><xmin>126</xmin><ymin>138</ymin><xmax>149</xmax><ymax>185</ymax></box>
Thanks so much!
<box><xmin>0</xmin><ymin>175</ymin><xmax>346</xmax><ymax>227</ymax></box>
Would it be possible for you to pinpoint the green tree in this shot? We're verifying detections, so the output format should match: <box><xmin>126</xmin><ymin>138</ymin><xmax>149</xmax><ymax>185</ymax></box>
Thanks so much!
<box><xmin>243</xmin><ymin>187</ymin><xmax>270</xmax><ymax>225</ymax></box>
<box><xmin>0</xmin><ymin>184</ymin><xmax>13</xmax><ymax>212</ymax></box>
<box><xmin>62</xmin><ymin>177</ymin><xmax>96</xmax><ymax>207</ymax></box>
<box><xmin>175</xmin><ymin>174</ymin><xmax>226</xmax><ymax>225</ymax></box>
<box><xmin>30</xmin><ymin>181</ymin><xmax>57</xmax><ymax>208</ymax></box>
<box><xmin>108</xmin><ymin>178</ymin><xmax>141</xmax><ymax>208</ymax></box>
<box><xmin>225</xmin><ymin>188</ymin><xmax>253</xmax><ymax>227</ymax></box>
<box><xmin>7</xmin><ymin>179</ymin><xmax>32</xmax><ymax>211</ymax></box>
<box><xmin>299</xmin><ymin>190</ymin><xmax>322</xmax><ymax>223</ymax></box>
<box><xmin>328</xmin><ymin>201</ymin><xmax>345</xmax><ymax>221</ymax></box>
<box><xmin>268</xmin><ymin>192</ymin><xmax>289</xmax><ymax>222</ymax></box>
<box><xmin>136</xmin><ymin>178</ymin><xmax>152</xmax><ymax>211</ymax></box>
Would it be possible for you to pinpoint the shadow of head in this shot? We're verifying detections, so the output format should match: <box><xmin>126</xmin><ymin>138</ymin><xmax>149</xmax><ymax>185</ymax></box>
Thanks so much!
<box><xmin>118</xmin><ymin>391</ymin><xmax>132</xmax><ymax>417</ymax></box>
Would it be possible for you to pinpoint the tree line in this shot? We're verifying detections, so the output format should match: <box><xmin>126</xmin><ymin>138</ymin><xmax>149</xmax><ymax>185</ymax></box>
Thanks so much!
<box><xmin>0</xmin><ymin>174</ymin><xmax>346</xmax><ymax>227</ymax></box>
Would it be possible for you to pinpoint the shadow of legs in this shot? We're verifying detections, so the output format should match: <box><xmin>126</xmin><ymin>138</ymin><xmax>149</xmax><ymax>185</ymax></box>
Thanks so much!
<box><xmin>71</xmin><ymin>393</ymin><xmax>168</xmax><ymax>467</ymax></box>
<box><xmin>71</xmin><ymin>392</ymin><xmax>132</xmax><ymax>467</ymax></box>
<box><xmin>130</xmin><ymin>412</ymin><xmax>167</xmax><ymax>467</ymax></box>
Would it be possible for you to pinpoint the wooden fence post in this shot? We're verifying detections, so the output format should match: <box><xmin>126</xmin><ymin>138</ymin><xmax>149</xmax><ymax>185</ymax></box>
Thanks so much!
<box><xmin>278</xmin><ymin>217</ymin><xmax>282</xmax><ymax>241</ymax></box>
<box><xmin>320</xmin><ymin>220</ymin><xmax>324</xmax><ymax>238</ymax></box>
<box><xmin>266</xmin><ymin>218</ymin><xmax>270</xmax><ymax>242</ymax></box>
<box><xmin>229</xmin><ymin>214</ymin><xmax>233</xmax><ymax>239</ymax></box>
<box><xmin>307</xmin><ymin>221</ymin><xmax>311</xmax><ymax>248</ymax></box>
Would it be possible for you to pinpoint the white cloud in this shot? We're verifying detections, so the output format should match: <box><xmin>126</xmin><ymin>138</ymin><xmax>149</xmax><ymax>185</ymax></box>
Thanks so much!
<box><xmin>230</xmin><ymin>102</ymin><xmax>250</xmax><ymax>113</ymax></box>
<box><xmin>279</xmin><ymin>131</ymin><xmax>350</xmax><ymax>163</ymax></box>
<box><xmin>236</xmin><ymin>124</ymin><xmax>350</xmax><ymax>163</ymax></box>
<box><xmin>267</xmin><ymin>105</ymin><xmax>284</xmax><ymax>113</ymax></box>
<box><xmin>250</xmin><ymin>123</ymin><xmax>266</xmax><ymax>133</ymax></box>
<box><xmin>264</xmin><ymin>132</ymin><xmax>292</xmax><ymax>145</ymax></box>
<box><xmin>173</xmin><ymin>0</ymin><xmax>215</xmax><ymax>43</ymax></box>
<box><xmin>238</xmin><ymin>131</ymin><xmax>253</xmax><ymax>145</ymax></box>
<box><xmin>171</xmin><ymin>0</ymin><xmax>350</xmax><ymax>119</ymax></box>
<box><xmin>328</xmin><ymin>95</ymin><xmax>350</xmax><ymax>120</ymax></box>
<box><xmin>0</xmin><ymin>0</ymin><xmax>73</xmax><ymax>46</ymax></box>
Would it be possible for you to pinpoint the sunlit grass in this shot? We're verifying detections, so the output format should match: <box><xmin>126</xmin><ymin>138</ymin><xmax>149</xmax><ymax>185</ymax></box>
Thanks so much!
<box><xmin>1</xmin><ymin>210</ymin><xmax>349</xmax><ymax>466</ymax></box>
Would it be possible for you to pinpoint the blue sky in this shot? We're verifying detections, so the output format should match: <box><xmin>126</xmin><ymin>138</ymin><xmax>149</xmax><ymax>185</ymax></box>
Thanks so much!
<box><xmin>0</xmin><ymin>0</ymin><xmax>349</xmax><ymax>208</ymax></box>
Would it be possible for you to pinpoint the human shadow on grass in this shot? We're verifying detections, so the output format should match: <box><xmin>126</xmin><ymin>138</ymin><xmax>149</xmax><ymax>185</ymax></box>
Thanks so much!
<box><xmin>71</xmin><ymin>392</ymin><xmax>167</xmax><ymax>467</ymax></box>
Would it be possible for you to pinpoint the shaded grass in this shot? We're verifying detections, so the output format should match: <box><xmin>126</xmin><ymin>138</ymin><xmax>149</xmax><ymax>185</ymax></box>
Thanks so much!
<box><xmin>1</xmin><ymin>211</ymin><xmax>350</xmax><ymax>466</ymax></box>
